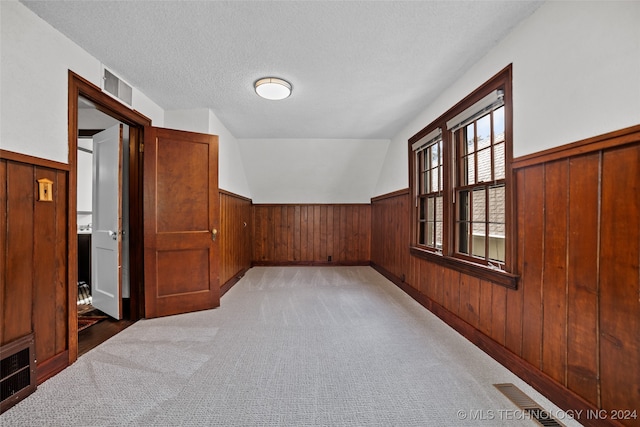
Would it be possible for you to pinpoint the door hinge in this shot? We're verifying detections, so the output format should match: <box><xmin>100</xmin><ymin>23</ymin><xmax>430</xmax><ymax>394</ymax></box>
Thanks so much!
<box><xmin>139</xmin><ymin>143</ymin><xmax>144</xmax><ymax>153</ymax></box>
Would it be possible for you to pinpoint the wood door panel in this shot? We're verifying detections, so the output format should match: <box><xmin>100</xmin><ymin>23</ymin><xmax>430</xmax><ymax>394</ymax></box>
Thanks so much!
<box><xmin>156</xmin><ymin>249</ymin><xmax>211</xmax><ymax>296</ymax></box>
<box><xmin>144</xmin><ymin>127</ymin><xmax>219</xmax><ymax>318</ymax></box>
<box><xmin>156</xmin><ymin>137</ymin><xmax>210</xmax><ymax>233</ymax></box>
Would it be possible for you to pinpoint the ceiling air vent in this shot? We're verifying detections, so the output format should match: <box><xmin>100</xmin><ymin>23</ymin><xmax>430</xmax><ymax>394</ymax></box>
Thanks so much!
<box><xmin>102</xmin><ymin>67</ymin><xmax>133</xmax><ymax>106</ymax></box>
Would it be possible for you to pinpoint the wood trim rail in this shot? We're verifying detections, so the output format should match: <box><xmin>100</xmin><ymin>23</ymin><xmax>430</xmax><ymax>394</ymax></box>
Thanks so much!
<box><xmin>371</xmin><ymin>188</ymin><xmax>410</xmax><ymax>203</ymax></box>
<box><xmin>512</xmin><ymin>124</ymin><xmax>640</xmax><ymax>169</ymax></box>
<box><xmin>219</xmin><ymin>188</ymin><xmax>252</xmax><ymax>203</ymax></box>
<box><xmin>0</xmin><ymin>150</ymin><xmax>70</xmax><ymax>171</ymax></box>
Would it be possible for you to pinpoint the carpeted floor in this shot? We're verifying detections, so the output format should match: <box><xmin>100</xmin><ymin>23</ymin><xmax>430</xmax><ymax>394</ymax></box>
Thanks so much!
<box><xmin>1</xmin><ymin>266</ymin><xmax>582</xmax><ymax>426</ymax></box>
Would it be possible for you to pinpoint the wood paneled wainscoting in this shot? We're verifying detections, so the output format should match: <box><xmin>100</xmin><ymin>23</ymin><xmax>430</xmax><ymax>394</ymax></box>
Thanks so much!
<box><xmin>219</xmin><ymin>190</ymin><xmax>252</xmax><ymax>295</ymax></box>
<box><xmin>1</xmin><ymin>151</ymin><xmax>70</xmax><ymax>384</ymax></box>
<box><xmin>371</xmin><ymin>125</ymin><xmax>640</xmax><ymax>427</ymax></box>
<box><xmin>252</xmin><ymin>204</ymin><xmax>371</xmax><ymax>265</ymax></box>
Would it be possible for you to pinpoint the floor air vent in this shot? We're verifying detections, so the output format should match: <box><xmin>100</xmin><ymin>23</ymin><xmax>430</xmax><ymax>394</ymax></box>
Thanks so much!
<box><xmin>494</xmin><ymin>383</ymin><xmax>564</xmax><ymax>427</ymax></box>
<box><xmin>1</xmin><ymin>333</ymin><xmax>36</xmax><ymax>414</ymax></box>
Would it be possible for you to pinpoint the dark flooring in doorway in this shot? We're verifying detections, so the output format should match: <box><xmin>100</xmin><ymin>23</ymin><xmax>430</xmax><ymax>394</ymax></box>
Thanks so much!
<box><xmin>78</xmin><ymin>304</ymin><xmax>135</xmax><ymax>356</ymax></box>
<box><xmin>78</xmin><ymin>317</ymin><xmax>135</xmax><ymax>356</ymax></box>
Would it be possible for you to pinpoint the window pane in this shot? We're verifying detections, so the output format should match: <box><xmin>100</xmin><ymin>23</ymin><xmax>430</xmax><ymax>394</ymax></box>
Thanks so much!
<box><xmin>477</xmin><ymin>148</ymin><xmax>491</xmax><ymax>183</ymax></box>
<box><xmin>426</xmin><ymin>222</ymin><xmax>433</xmax><ymax>247</ymax></box>
<box><xmin>431</xmin><ymin>143</ymin><xmax>439</xmax><ymax>168</ymax></box>
<box><xmin>463</xmin><ymin>154</ymin><xmax>475</xmax><ymax>185</ymax></box>
<box><xmin>458</xmin><ymin>190</ymin><xmax>469</xmax><ymax>221</ymax></box>
<box><xmin>472</xmin><ymin>188</ymin><xmax>486</xmax><ymax>224</ymax></box>
<box><xmin>439</xmin><ymin>166</ymin><xmax>443</xmax><ymax>192</ymax></box>
<box><xmin>489</xmin><ymin>235</ymin><xmax>505</xmax><ymax>262</ymax></box>
<box><xmin>465</xmin><ymin>124</ymin><xmax>475</xmax><ymax>154</ymax></box>
<box><xmin>435</xmin><ymin>220</ymin><xmax>443</xmax><ymax>249</ymax></box>
<box><xmin>477</xmin><ymin>114</ymin><xmax>491</xmax><ymax>150</ymax></box>
<box><xmin>458</xmin><ymin>221</ymin><xmax>469</xmax><ymax>254</ymax></box>
<box><xmin>422</xmin><ymin>170</ymin><xmax>429</xmax><ymax>194</ymax></box>
<box><xmin>431</xmin><ymin>168</ymin><xmax>439</xmax><ymax>192</ymax></box>
<box><xmin>435</xmin><ymin>196</ymin><xmax>443</xmax><ymax>222</ymax></box>
<box><xmin>419</xmin><ymin>221</ymin><xmax>426</xmax><ymax>245</ymax></box>
<box><xmin>427</xmin><ymin>197</ymin><xmax>434</xmax><ymax>221</ymax></box>
<box><xmin>493</xmin><ymin>106</ymin><xmax>505</xmax><ymax>144</ymax></box>
<box><xmin>494</xmin><ymin>143</ymin><xmax>505</xmax><ymax>180</ymax></box>
<box><xmin>472</xmin><ymin>223</ymin><xmax>486</xmax><ymax>258</ymax></box>
<box><xmin>419</xmin><ymin>197</ymin><xmax>426</xmax><ymax>220</ymax></box>
<box><xmin>488</xmin><ymin>186</ymin><xmax>505</xmax><ymax>235</ymax></box>
<box><xmin>457</xmin><ymin>190</ymin><xmax>470</xmax><ymax>255</ymax></box>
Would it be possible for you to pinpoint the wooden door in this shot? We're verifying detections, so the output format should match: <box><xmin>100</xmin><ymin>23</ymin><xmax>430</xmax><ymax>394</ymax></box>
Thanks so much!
<box><xmin>143</xmin><ymin>127</ymin><xmax>219</xmax><ymax>318</ymax></box>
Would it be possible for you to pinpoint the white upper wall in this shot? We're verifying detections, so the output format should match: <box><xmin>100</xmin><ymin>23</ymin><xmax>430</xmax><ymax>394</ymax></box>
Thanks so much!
<box><xmin>374</xmin><ymin>1</ymin><xmax>640</xmax><ymax>197</ymax></box>
<box><xmin>238</xmin><ymin>138</ymin><xmax>389</xmax><ymax>204</ymax></box>
<box><xmin>0</xmin><ymin>1</ymin><xmax>164</xmax><ymax>164</ymax></box>
<box><xmin>164</xmin><ymin>109</ymin><xmax>251</xmax><ymax>197</ymax></box>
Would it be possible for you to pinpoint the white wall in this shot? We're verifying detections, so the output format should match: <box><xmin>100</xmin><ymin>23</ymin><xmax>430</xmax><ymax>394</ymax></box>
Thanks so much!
<box><xmin>164</xmin><ymin>109</ymin><xmax>252</xmax><ymax>198</ymax></box>
<box><xmin>374</xmin><ymin>1</ymin><xmax>640</xmax><ymax>197</ymax></box>
<box><xmin>0</xmin><ymin>1</ymin><xmax>164</xmax><ymax>164</ymax></box>
<box><xmin>238</xmin><ymin>138</ymin><xmax>389</xmax><ymax>204</ymax></box>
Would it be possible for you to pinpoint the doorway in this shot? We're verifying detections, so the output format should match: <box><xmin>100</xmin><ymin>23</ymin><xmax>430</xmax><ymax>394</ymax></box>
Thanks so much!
<box><xmin>75</xmin><ymin>101</ymin><xmax>132</xmax><ymax>353</ymax></box>
<box><xmin>68</xmin><ymin>72</ymin><xmax>151</xmax><ymax>362</ymax></box>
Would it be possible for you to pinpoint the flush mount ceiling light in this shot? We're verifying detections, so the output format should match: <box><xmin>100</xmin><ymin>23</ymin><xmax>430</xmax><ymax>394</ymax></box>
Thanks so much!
<box><xmin>254</xmin><ymin>77</ymin><xmax>292</xmax><ymax>100</ymax></box>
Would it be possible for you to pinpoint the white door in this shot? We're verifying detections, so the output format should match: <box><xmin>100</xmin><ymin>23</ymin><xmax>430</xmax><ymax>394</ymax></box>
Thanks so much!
<box><xmin>91</xmin><ymin>124</ymin><xmax>122</xmax><ymax>319</ymax></box>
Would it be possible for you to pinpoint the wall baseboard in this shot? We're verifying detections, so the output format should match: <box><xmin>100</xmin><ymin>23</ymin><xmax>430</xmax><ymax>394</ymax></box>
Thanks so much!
<box><xmin>220</xmin><ymin>267</ymin><xmax>250</xmax><ymax>297</ymax></box>
<box><xmin>36</xmin><ymin>351</ymin><xmax>69</xmax><ymax>385</ymax></box>
<box><xmin>369</xmin><ymin>262</ymin><xmax>622</xmax><ymax>427</ymax></box>
<box><xmin>252</xmin><ymin>261</ymin><xmax>370</xmax><ymax>267</ymax></box>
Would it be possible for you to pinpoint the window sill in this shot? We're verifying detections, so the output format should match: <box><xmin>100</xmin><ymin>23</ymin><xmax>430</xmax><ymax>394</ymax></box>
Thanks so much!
<box><xmin>409</xmin><ymin>246</ymin><xmax>519</xmax><ymax>290</ymax></box>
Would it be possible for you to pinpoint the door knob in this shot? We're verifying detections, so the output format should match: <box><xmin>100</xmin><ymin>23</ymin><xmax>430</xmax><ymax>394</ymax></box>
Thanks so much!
<box><xmin>212</xmin><ymin>228</ymin><xmax>218</xmax><ymax>241</ymax></box>
<box><xmin>108</xmin><ymin>230</ymin><xmax>118</xmax><ymax>241</ymax></box>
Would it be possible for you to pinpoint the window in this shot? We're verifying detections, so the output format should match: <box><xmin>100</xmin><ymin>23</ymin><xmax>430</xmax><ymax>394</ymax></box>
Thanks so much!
<box><xmin>409</xmin><ymin>66</ymin><xmax>517</xmax><ymax>288</ymax></box>
<box><xmin>413</xmin><ymin>129</ymin><xmax>443</xmax><ymax>250</ymax></box>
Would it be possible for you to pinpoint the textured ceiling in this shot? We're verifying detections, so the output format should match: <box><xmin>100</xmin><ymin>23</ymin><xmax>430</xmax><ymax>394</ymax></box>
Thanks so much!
<box><xmin>22</xmin><ymin>0</ymin><xmax>542</xmax><ymax>139</ymax></box>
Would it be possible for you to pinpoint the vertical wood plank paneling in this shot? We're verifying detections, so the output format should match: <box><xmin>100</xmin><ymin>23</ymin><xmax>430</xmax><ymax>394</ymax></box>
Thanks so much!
<box><xmin>33</xmin><ymin>168</ymin><xmax>57</xmax><ymax>361</ymax></box>
<box><xmin>566</xmin><ymin>153</ymin><xmax>600</xmax><ymax>405</ymax></box>
<box><xmin>1</xmin><ymin>158</ymin><xmax>69</xmax><ymax>379</ymax></box>
<box><xmin>0</xmin><ymin>161</ymin><xmax>6</xmax><ymax>344</ymax></box>
<box><xmin>478</xmin><ymin>279</ymin><xmax>493</xmax><ymax>337</ymax></box>
<box><xmin>252</xmin><ymin>204</ymin><xmax>371</xmax><ymax>264</ymax></box>
<box><xmin>301</xmin><ymin>206</ymin><xmax>309</xmax><ymax>260</ymax></box>
<box><xmin>311</xmin><ymin>205</ymin><xmax>318</xmax><ymax>261</ymax></box>
<box><xmin>463</xmin><ymin>274</ymin><xmax>480</xmax><ymax>328</ymax></box>
<box><xmin>327</xmin><ymin>205</ymin><xmax>334</xmax><ymax>261</ymax></box>
<box><xmin>520</xmin><ymin>166</ymin><xmax>544</xmax><ymax>369</ymax></box>
<box><xmin>3</xmin><ymin>162</ymin><xmax>34</xmax><ymax>345</ymax></box>
<box><xmin>287</xmin><ymin>206</ymin><xmax>295</xmax><ymax>262</ymax></box>
<box><xmin>219</xmin><ymin>191</ymin><xmax>252</xmax><ymax>286</ymax></box>
<box><xmin>599</xmin><ymin>144</ymin><xmax>640</xmax><ymax>415</ymax></box>
<box><xmin>505</xmin><ymin>168</ymin><xmax>526</xmax><ymax>356</ymax></box>
<box><xmin>443</xmin><ymin>269</ymin><xmax>460</xmax><ymax>315</ymax></box>
<box><xmin>542</xmin><ymin>160</ymin><xmax>569</xmax><ymax>384</ymax></box>
<box><xmin>491</xmin><ymin>284</ymin><xmax>507</xmax><ymax>346</ymax></box>
<box><xmin>294</xmin><ymin>205</ymin><xmax>301</xmax><ymax>261</ymax></box>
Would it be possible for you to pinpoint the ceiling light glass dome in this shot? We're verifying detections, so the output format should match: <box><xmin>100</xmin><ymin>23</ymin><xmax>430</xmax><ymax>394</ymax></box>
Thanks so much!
<box><xmin>254</xmin><ymin>77</ymin><xmax>292</xmax><ymax>100</ymax></box>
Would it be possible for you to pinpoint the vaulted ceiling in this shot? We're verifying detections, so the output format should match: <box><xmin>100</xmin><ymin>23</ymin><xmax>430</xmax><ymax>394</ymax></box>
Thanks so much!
<box><xmin>22</xmin><ymin>1</ymin><xmax>543</xmax><ymax>140</ymax></box>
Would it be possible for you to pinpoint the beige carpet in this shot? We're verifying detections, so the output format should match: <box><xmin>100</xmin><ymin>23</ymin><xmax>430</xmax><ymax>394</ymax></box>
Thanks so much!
<box><xmin>1</xmin><ymin>266</ymin><xmax>581</xmax><ymax>426</ymax></box>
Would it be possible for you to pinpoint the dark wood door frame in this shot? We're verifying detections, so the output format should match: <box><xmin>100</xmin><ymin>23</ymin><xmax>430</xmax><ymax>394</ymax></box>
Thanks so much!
<box><xmin>68</xmin><ymin>71</ymin><xmax>151</xmax><ymax>363</ymax></box>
